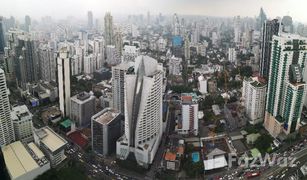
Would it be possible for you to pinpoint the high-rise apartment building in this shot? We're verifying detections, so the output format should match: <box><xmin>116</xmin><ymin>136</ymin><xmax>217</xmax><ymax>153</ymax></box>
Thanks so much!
<box><xmin>38</xmin><ymin>44</ymin><xmax>56</xmax><ymax>82</ymax></box>
<box><xmin>259</xmin><ymin>19</ymin><xmax>280</xmax><ymax>79</ymax></box>
<box><xmin>57</xmin><ymin>48</ymin><xmax>71</xmax><ymax>117</ymax></box>
<box><xmin>112</xmin><ymin>61</ymin><xmax>134</xmax><ymax>115</ymax></box>
<box><xmin>0</xmin><ymin>68</ymin><xmax>15</xmax><ymax>146</ymax></box>
<box><xmin>116</xmin><ymin>56</ymin><xmax>164</xmax><ymax>168</ymax></box>
<box><xmin>25</xmin><ymin>15</ymin><xmax>31</xmax><ymax>32</ymax></box>
<box><xmin>104</xmin><ymin>12</ymin><xmax>114</xmax><ymax>46</ymax></box>
<box><xmin>242</xmin><ymin>77</ymin><xmax>267</xmax><ymax>125</ymax></box>
<box><xmin>264</xmin><ymin>34</ymin><xmax>307</xmax><ymax>138</ymax></box>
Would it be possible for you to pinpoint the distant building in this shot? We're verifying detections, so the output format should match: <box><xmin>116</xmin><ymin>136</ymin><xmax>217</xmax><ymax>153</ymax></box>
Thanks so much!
<box><xmin>70</xmin><ymin>92</ymin><xmax>96</xmax><ymax>127</ymax></box>
<box><xmin>106</xmin><ymin>45</ymin><xmax>120</xmax><ymax>65</ymax></box>
<box><xmin>0</xmin><ymin>68</ymin><xmax>15</xmax><ymax>146</ymax></box>
<box><xmin>104</xmin><ymin>12</ymin><xmax>114</xmax><ymax>45</ymax></box>
<box><xmin>176</xmin><ymin>93</ymin><xmax>199</xmax><ymax>136</ymax></box>
<box><xmin>228</xmin><ymin>48</ymin><xmax>237</xmax><ymax>65</ymax></box>
<box><xmin>242</xmin><ymin>77</ymin><xmax>267</xmax><ymax>125</ymax></box>
<box><xmin>33</xmin><ymin>126</ymin><xmax>67</xmax><ymax>167</ymax></box>
<box><xmin>259</xmin><ymin>19</ymin><xmax>280</xmax><ymax>79</ymax></box>
<box><xmin>169</xmin><ymin>56</ymin><xmax>182</xmax><ymax>76</ymax></box>
<box><xmin>57</xmin><ymin>48</ymin><xmax>71</xmax><ymax>117</ymax></box>
<box><xmin>91</xmin><ymin>108</ymin><xmax>123</xmax><ymax>155</ymax></box>
<box><xmin>2</xmin><ymin>141</ymin><xmax>50</xmax><ymax>180</ymax></box>
<box><xmin>123</xmin><ymin>45</ymin><xmax>140</xmax><ymax>62</ymax></box>
<box><xmin>198</xmin><ymin>75</ymin><xmax>208</xmax><ymax>94</ymax></box>
<box><xmin>87</xmin><ymin>11</ymin><xmax>93</xmax><ymax>29</ymax></box>
<box><xmin>0</xmin><ymin>17</ymin><xmax>5</xmax><ymax>54</ymax></box>
<box><xmin>11</xmin><ymin>105</ymin><xmax>34</xmax><ymax>143</ymax></box>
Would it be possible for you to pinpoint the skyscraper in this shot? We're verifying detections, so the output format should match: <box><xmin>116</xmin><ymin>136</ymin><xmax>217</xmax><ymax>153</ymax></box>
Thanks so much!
<box><xmin>87</xmin><ymin>11</ymin><xmax>93</xmax><ymax>29</ymax></box>
<box><xmin>114</xmin><ymin>30</ymin><xmax>123</xmax><ymax>56</ymax></box>
<box><xmin>259</xmin><ymin>19</ymin><xmax>280</xmax><ymax>79</ymax></box>
<box><xmin>264</xmin><ymin>34</ymin><xmax>307</xmax><ymax>138</ymax></box>
<box><xmin>0</xmin><ymin>17</ymin><xmax>5</xmax><ymax>54</ymax></box>
<box><xmin>104</xmin><ymin>12</ymin><xmax>114</xmax><ymax>46</ymax></box>
<box><xmin>112</xmin><ymin>61</ymin><xmax>134</xmax><ymax>115</ymax></box>
<box><xmin>234</xmin><ymin>16</ymin><xmax>241</xmax><ymax>44</ymax></box>
<box><xmin>38</xmin><ymin>44</ymin><xmax>56</xmax><ymax>82</ymax></box>
<box><xmin>25</xmin><ymin>15</ymin><xmax>31</xmax><ymax>32</ymax></box>
<box><xmin>116</xmin><ymin>56</ymin><xmax>164</xmax><ymax>168</ymax></box>
<box><xmin>257</xmin><ymin>7</ymin><xmax>267</xmax><ymax>31</ymax></box>
<box><xmin>57</xmin><ymin>47</ymin><xmax>71</xmax><ymax>117</ymax></box>
<box><xmin>0</xmin><ymin>68</ymin><xmax>15</xmax><ymax>146</ymax></box>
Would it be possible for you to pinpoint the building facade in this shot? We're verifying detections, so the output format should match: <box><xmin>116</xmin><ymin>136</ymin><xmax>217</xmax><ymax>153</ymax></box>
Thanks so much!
<box><xmin>116</xmin><ymin>56</ymin><xmax>164</xmax><ymax>168</ymax></box>
<box><xmin>0</xmin><ymin>68</ymin><xmax>15</xmax><ymax>146</ymax></box>
<box><xmin>264</xmin><ymin>34</ymin><xmax>307</xmax><ymax>137</ymax></box>
<box><xmin>242</xmin><ymin>77</ymin><xmax>267</xmax><ymax>125</ymax></box>
<box><xmin>11</xmin><ymin>105</ymin><xmax>33</xmax><ymax>143</ymax></box>
<box><xmin>70</xmin><ymin>92</ymin><xmax>95</xmax><ymax>127</ymax></box>
<box><xmin>57</xmin><ymin>48</ymin><xmax>71</xmax><ymax>117</ymax></box>
<box><xmin>92</xmin><ymin>108</ymin><xmax>123</xmax><ymax>155</ymax></box>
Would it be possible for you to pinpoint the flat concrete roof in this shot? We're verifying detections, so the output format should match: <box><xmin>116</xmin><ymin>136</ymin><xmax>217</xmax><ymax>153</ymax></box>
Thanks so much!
<box><xmin>38</xmin><ymin>127</ymin><xmax>67</xmax><ymax>152</ymax></box>
<box><xmin>28</xmin><ymin>142</ymin><xmax>45</xmax><ymax>159</ymax></box>
<box><xmin>93</xmin><ymin>110</ymin><xmax>120</xmax><ymax>125</ymax></box>
<box><xmin>2</xmin><ymin>141</ymin><xmax>39</xmax><ymax>179</ymax></box>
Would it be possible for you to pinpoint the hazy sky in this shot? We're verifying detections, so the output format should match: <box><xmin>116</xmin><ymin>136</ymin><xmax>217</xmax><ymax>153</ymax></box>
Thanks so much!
<box><xmin>1</xmin><ymin>0</ymin><xmax>307</xmax><ymax>23</ymax></box>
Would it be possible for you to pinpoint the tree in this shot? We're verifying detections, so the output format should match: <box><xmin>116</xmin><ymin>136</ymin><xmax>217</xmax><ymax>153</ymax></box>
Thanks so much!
<box><xmin>255</xmin><ymin>134</ymin><xmax>273</xmax><ymax>154</ymax></box>
<box><xmin>240</xmin><ymin>66</ymin><xmax>253</xmax><ymax>77</ymax></box>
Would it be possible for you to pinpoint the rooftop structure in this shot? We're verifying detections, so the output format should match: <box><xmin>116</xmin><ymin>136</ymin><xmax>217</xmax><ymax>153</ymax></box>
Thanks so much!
<box><xmin>2</xmin><ymin>141</ymin><xmax>50</xmax><ymax>180</ymax></box>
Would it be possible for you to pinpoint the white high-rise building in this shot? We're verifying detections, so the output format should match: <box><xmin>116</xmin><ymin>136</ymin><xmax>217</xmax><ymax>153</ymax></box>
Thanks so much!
<box><xmin>106</xmin><ymin>45</ymin><xmax>120</xmax><ymax>65</ymax></box>
<box><xmin>264</xmin><ymin>34</ymin><xmax>307</xmax><ymax>137</ymax></box>
<box><xmin>176</xmin><ymin>93</ymin><xmax>199</xmax><ymax>136</ymax></box>
<box><xmin>198</xmin><ymin>75</ymin><xmax>208</xmax><ymax>94</ymax></box>
<box><xmin>112</xmin><ymin>61</ymin><xmax>134</xmax><ymax>115</ymax></box>
<box><xmin>93</xmin><ymin>37</ymin><xmax>105</xmax><ymax>69</ymax></box>
<box><xmin>11</xmin><ymin>105</ymin><xmax>33</xmax><ymax>143</ymax></box>
<box><xmin>57</xmin><ymin>48</ymin><xmax>71</xmax><ymax>117</ymax></box>
<box><xmin>84</xmin><ymin>54</ymin><xmax>96</xmax><ymax>74</ymax></box>
<box><xmin>104</xmin><ymin>12</ymin><xmax>114</xmax><ymax>46</ymax></box>
<box><xmin>234</xmin><ymin>16</ymin><xmax>241</xmax><ymax>44</ymax></box>
<box><xmin>116</xmin><ymin>56</ymin><xmax>164</xmax><ymax>168</ymax></box>
<box><xmin>0</xmin><ymin>68</ymin><xmax>15</xmax><ymax>146</ymax></box>
<box><xmin>242</xmin><ymin>77</ymin><xmax>267</xmax><ymax>125</ymax></box>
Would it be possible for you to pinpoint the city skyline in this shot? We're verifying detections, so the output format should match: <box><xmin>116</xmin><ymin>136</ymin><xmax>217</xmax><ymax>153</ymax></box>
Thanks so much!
<box><xmin>1</xmin><ymin>0</ymin><xmax>307</xmax><ymax>23</ymax></box>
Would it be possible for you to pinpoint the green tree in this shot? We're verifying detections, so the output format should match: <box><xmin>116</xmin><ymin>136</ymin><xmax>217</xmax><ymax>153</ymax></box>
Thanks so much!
<box><xmin>255</xmin><ymin>134</ymin><xmax>273</xmax><ymax>154</ymax></box>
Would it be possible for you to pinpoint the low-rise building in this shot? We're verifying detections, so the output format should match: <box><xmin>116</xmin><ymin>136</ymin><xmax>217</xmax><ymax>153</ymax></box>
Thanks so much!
<box><xmin>33</xmin><ymin>126</ymin><xmax>67</xmax><ymax>167</ymax></box>
<box><xmin>1</xmin><ymin>141</ymin><xmax>50</xmax><ymax>180</ymax></box>
<box><xmin>162</xmin><ymin>139</ymin><xmax>185</xmax><ymax>171</ymax></box>
<box><xmin>91</xmin><ymin>108</ymin><xmax>123</xmax><ymax>155</ymax></box>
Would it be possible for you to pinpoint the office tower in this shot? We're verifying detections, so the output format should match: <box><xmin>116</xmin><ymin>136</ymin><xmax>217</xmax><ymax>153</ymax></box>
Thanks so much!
<box><xmin>234</xmin><ymin>16</ymin><xmax>241</xmax><ymax>44</ymax></box>
<box><xmin>104</xmin><ymin>12</ymin><xmax>114</xmax><ymax>45</ymax></box>
<box><xmin>242</xmin><ymin>77</ymin><xmax>267</xmax><ymax>125</ymax></box>
<box><xmin>33</xmin><ymin>127</ymin><xmax>67</xmax><ymax>167</ymax></box>
<box><xmin>282</xmin><ymin>16</ymin><xmax>294</xmax><ymax>33</ymax></box>
<box><xmin>176</xmin><ymin>93</ymin><xmax>199</xmax><ymax>136</ymax></box>
<box><xmin>112</xmin><ymin>61</ymin><xmax>134</xmax><ymax>114</ymax></box>
<box><xmin>11</xmin><ymin>105</ymin><xmax>33</xmax><ymax>143</ymax></box>
<box><xmin>114</xmin><ymin>31</ymin><xmax>123</xmax><ymax>56</ymax></box>
<box><xmin>87</xmin><ymin>11</ymin><xmax>93</xmax><ymax>29</ymax></box>
<box><xmin>0</xmin><ymin>17</ymin><xmax>4</xmax><ymax>53</ymax></box>
<box><xmin>57</xmin><ymin>48</ymin><xmax>71</xmax><ymax>117</ymax></box>
<box><xmin>92</xmin><ymin>108</ymin><xmax>123</xmax><ymax>155</ymax></box>
<box><xmin>264</xmin><ymin>34</ymin><xmax>307</xmax><ymax>138</ymax></box>
<box><xmin>257</xmin><ymin>7</ymin><xmax>267</xmax><ymax>31</ymax></box>
<box><xmin>184</xmin><ymin>35</ymin><xmax>190</xmax><ymax>60</ymax></box>
<box><xmin>117</xmin><ymin>56</ymin><xmax>164</xmax><ymax>168</ymax></box>
<box><xmin>25</xmin><ymin>15</ymin><xmax>31</xmax><ymax>32</ymax></box>
<box><xmin>260</xmin><ymin>19</ymin><xmax>280</xmax><ymax>79</ymax></box>
<box><xmin>70</xmin><ymin>92</ymin><xmax>95</xmax><ymax>127</ymax></box>
<box><xmin>106</xmin><ymin>45</ymin><xmax>120</xmax><ymax>65</ymax></box>
<box><xmin>38</xmin><ymin>44</ymin><xmax>56</xmax><ymax>82</ymax></box>
<box><xmin>0</xmin><ymin>68</ymin><xmax>15</xmax><ymax>146</ymax></box>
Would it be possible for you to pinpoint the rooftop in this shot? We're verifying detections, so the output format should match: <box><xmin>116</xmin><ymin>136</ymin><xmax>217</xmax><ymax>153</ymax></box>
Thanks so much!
<box><xmin>60</xmin><ymin>119</ymin><xmax>72</xmax><ymax>128</ymax></box>
<box><xmin>27</xmin><ymin>142</ymin><xmax>45</xmax><ymax>159</ymax></box>
<box><xmin>92</xmin><ymin>109</ymin><xmax>120</xmax><ymax>125</ymax></box>
<box><xmin>35</xmin><ymin>126</ymin><xmax>67</xmax><ymax>152</ymax></box>
<box><xmin>2</xmin><ymin>141</ymin><xmax>39</xmax><ymax>179</ymax></box>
